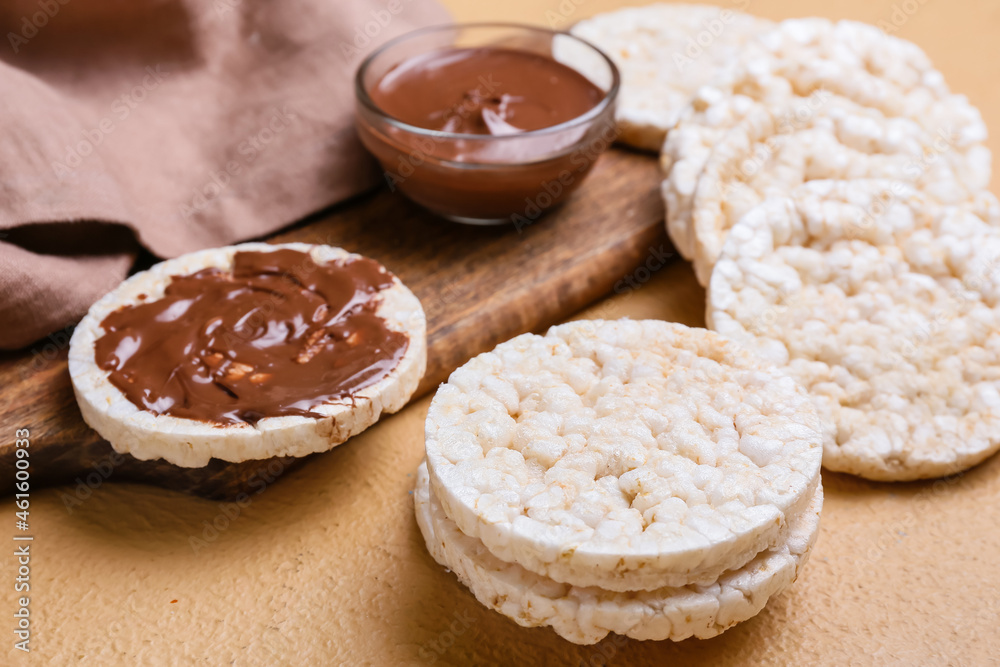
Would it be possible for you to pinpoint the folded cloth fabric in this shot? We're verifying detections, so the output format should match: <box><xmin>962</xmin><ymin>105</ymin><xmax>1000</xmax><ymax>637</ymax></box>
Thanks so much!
<box><xmin>0</xmin><ymin>0</ymin><xmax>449</xmax><ymax>349</ymax></box>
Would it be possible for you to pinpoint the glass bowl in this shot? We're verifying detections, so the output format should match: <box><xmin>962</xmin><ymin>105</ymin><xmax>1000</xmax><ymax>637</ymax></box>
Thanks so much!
<box><xmin>354</xmin><ymin>22</ymin><xmax>620</xmax><ymax>225</ymax></box>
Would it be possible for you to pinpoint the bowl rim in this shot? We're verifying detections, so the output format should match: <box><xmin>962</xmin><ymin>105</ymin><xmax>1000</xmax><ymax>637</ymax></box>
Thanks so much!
<box><xmin>353</xmin><ymin>21</ymin><xmax>621</xmax><ymax>142</ymax></box>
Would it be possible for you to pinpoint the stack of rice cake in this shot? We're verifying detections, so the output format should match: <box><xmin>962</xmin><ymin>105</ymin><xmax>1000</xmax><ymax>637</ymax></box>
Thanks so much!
<box><xmin>416</xmin><ymin>320</ymin><xmax>823</xmax><ymax>643</ymax></box>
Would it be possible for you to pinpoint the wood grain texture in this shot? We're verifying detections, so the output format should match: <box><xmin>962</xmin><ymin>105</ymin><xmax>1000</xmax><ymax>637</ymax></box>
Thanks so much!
<box><xmin>0</xmin><ymin>147</ymin><xmax>668</xmax><ymax>499</ymax></box>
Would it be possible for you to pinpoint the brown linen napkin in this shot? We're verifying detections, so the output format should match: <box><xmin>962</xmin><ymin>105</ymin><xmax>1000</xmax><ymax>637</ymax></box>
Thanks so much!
<box><xmin>0</xmin><ymin>0</ymin><xmax>449</xmax><ymax>349</ymax></box>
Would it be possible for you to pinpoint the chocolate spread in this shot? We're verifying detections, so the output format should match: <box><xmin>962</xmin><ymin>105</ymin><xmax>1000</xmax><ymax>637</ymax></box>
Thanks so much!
<box><xmin>369</xmin><ymin>47</ymin><xmax>604</xmax><ymax>136</ymax></box>
<box><xmin>94</xmin><ymin>249</ymin><xmax>409</xmax><ymax>425</ymax></box>
<box><xmin>356</xmin><ymin>45</ymin><xmax>616</xmax><ymax>221</ymax></box>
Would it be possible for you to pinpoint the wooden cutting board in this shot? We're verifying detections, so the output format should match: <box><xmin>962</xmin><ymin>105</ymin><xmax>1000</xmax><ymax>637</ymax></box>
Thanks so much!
<box><xmin>0</xmin><ymin>147</ymin><xmax>670</xmax><ymax>499</ymax></box>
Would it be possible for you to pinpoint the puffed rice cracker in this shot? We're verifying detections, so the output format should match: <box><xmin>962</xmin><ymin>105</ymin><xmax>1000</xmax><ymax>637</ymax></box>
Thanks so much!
<box><xmin>685</xmin><ymin>94</ymin><xmax>989</xmax><ymax>285</ymax></box>
<box><xmin>415</xmin><ymin>462</ymin><xmax>823</xmax><ymax>644</ymax></box>
<box><xmin>708</xmin><ymin>181</ymin><xmax>1000</xmax><ymax>480</ymax></box>
<box><xmin>566</xmin><ymin>4</ymin><xmax>773</xmax><ymax>151</ymax></box>
<box><xmin>424</xmin><ymin>319</ymin><xmax>823</xmax><ymax>591</ymax></box>
<box><xmin>662</xmin><ymin>18</ymin><xmax>991</xmax><ymax>283</ymax></box>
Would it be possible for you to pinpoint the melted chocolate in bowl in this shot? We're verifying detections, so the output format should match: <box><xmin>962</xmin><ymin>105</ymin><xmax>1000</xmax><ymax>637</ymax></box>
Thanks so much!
<box><xmin>368</xmin><ymin>47</ymin><xmax>604</xmax><ymax>136</ymax></box>
<box><xmin>355</xmin><ymin>28</ymin><xmax>619</xmax><ymax>224</ymax></box>
<box><xmin>94</xmin><ymin>249</ymin><xmax>409</xmax><ymax>425</ymax></box>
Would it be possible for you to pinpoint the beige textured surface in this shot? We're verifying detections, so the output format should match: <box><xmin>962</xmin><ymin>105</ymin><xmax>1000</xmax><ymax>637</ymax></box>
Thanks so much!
<box><xmin>7</xmin><ymin>262</ymin><xmax>1000</xmax><ymax>666</ymax></box>
<box><xmin>5</xmin><ymin>1</ymin><xmax>1000</xmax><ymax>665</ymax></box>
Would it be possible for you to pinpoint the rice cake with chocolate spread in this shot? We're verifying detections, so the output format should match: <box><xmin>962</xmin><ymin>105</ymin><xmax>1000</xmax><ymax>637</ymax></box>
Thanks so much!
<box><xmin>69</xmin><ymin>242</ymin><xmax>426</xmax><ymax>468</ymax></box>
